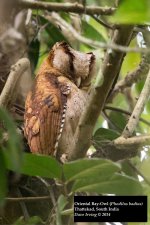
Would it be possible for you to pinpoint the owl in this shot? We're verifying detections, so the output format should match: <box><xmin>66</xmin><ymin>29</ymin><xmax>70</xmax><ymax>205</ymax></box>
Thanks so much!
<box><xmin>24</xmin><ymin>41</ymin><xmax>95</xmax><ymax>159</ymax></box>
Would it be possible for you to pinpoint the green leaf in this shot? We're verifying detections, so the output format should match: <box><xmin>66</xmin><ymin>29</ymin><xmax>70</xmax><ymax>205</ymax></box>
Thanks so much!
<box><xmin>111</xmin><ymin>0</ymin><xmax>150</xmax><ymax>24</ymax></box>
<box><xmin>13</xmin><ymin>217</ymin><xmax>24</xmax><ymax>225</ymax></box>
<box><xmin>82</xmin><ymin>20</ymin><xmax>105</xmax><ymax>42</ymax></box>
<box><xmin>135</xmin><ymin>80</ymin><xmax>145</xmax><ymax>95</ymax></box>
<box><xmin>146</xmin><ymin>100</ymin><xmax>150</xmax><ymax>114</ymax></box>
<box><xmin>22</xmin><ymin>153</ymin><xmax>62</xmax><ymax>179</ymax></box>
<box><xmin>25</xmin><ymin>216</ymin><xmax>43</xmax><ymax>225</ymax></box>
<box><xmin>57</xmin><ymin>194</ymin><xmax>68</xmax><ymax>212</ymax></box>
<box><xmin>129</xmin><ymin>223</ymin><xmax>147</xmax><ymax>225</ymax></box>
<box><xmin>139</xmin><ymin>157</ymin><xmax>150</xmax><ymax>180</ymax></box>
<box><xmin>13</xmin><ymin>216</ymin><xmax>43</xmax><ymax>225</ymax></box>
<box><xmin>121</xmin><ymin>40</ymin><xmax>141</xmax><ymax>77</ymax></box>
<box><xmin>39</xmin><ymin>16</ymin><xmax>68</xmax><ymax>47</ymax></box>
<box><xmin>72</xmin><ymin>173</ymin><xmax>143</xmax><ymax>195</ymax></box>
<box><xmin>6</xmin><ymin>153</ymin><xmax>62</xmax><ymax>179</ymax></box>
<box><xmin>28</xmin><ymin>38</ymin><xmax>40</xmax><ymax>70</ymax></box>
<box><xmin>93</xmin><ymin>128</ymin><xmax>119</xmax><ymax>144</ymax></box>
<box><xmin>121</xmin><ymin>160</ymin><xmax>138</xmax><ymax>178</ymax></box>
<box><xmin>56</xmin><ymin>195</ymin><xmax>68</xmax><ymax>225</ymax></box>
<box><xmin>61</xmin><ymin>208</ymin><xmax>74</xmax><ymax>216</ymax></box>
<box><xmin>0</xmin><ymin>151</ymin><xmax>7</xmax><ymax>206</ymax></box>
<box><xmin>108</xmin><ymin>111</ymin><xmax>127</xmax><ymax>132</ymax></box>
<box><xmin>0</xmin><ymin>108</ymin><xmax>23</xmax><ymax>172</ymax></box>
<box><xmin>63</xmin><ymin>158</ymin><xmax>120</xmax><ymax>182</ymax></box>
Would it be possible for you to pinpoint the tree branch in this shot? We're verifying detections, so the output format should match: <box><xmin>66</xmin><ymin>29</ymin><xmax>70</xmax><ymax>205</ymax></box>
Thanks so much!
<box><xmin>68</xmin><ymin>26</ymin><xmax>134</xmax><ymax>160</ymax></box>
<box><xmin>112</xmin><ymin>28</ymin><xmax>150</xmax><ymax>149</ymax></box>
<box><xmin>120</xmin><ymin>67</ymin><xmax>150</xmax><ymax>138</ymax></box>
<box><xmin>114</xmin><ymin>134</ymin><xmax>150</xmax><ymax>146</ymax></box>
<box><xmin>44</xmin><ymin>13</ymin><xmax>148</xmax><ymax>53</ymax></box>
<box><xmin>110</xmin><ymin>54</ymin><xmax>149</xmax><ymax>99</ymax></box>
<box><xmin>17</xmin><ymin>0</ymin><xmax>116</xmax><ymax>16</ymax></box>
<box><xmin>0</xmin><ymin>58</ymin><xmax>30</xmax><ymax>108</ymax></box>
<box><xmin>92</xmin><ymin>134</ymin><xmax>150</xmax><ymax>161</ymax></box>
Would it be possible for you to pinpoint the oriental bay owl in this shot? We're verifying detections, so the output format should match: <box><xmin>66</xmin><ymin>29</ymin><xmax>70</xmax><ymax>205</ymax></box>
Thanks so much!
<box><xmin>24</xmin><ymin>42</ymin><xmax>95</xmax><ymax>159</ymax></box>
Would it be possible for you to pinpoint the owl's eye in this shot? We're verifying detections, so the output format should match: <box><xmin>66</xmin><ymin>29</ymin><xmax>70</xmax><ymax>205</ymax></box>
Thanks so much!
<box><xmin>24</xmin><ymin>42</ymin><xmax>95</xmax><ymax>157</ymax></box>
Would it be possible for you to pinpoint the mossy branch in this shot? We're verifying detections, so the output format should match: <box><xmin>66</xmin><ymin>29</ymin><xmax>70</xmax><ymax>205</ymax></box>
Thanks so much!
<box><xmin>0</xmin><ymin>58</ymin><xmax>30</xmax><ymax>108</ymax></box>
<box><xmin>69</xmin><ymin>26</ymin><xmax>134</xmax><ymax>160</ymax></box>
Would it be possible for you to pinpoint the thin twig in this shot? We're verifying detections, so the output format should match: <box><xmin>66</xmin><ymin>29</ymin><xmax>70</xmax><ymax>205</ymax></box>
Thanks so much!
<box><xmin>127</xmin><ymin>160</ymin><xmax>150</xmax><ymax>186</ymax></box>
<box><xmin>92</xmin><ymin>15</ymin><xmax>114</xmax><ymax>30</ymax></box>
<box><xmin>110</xmin><ymin>55</ymin><xmax>149</xmax><ymax>98</ymax></box>
<box><xmin>120</xmin><ymin>68</ymin><xmax>150</xmax><ymax>138</ymax></box>
<box><xmin>19</xmin><ymin>186</ymin><xmax>38</xmax><ymax>196</ymax></box>
<box><xmin>36</xmin><ymin>176</ymin><xmax>56</xmax><ymax>207</ymax></box>
<box><xmin>0</xmin><ymin>58</ymin><xmax>30</xmax><ymax>108</ymax></box>
<box><xmin>104</xmin><ymin>106</ymin><xmax>150</xmax><ymax>126</ymax></box>
<box><xmin>6</xmin><ymin>196</ymin><xmax>51</xmax><ymax>202</ymax></box>
<box><xmin>17</xmin><ymin>188</ymin><xmax>30</xmax><ymax>220</ymax></box>
<box><xmin>124</xmin><ymin>88</ymin><xmax>135</xmax><ymax>111</ymax></box>
<box><xmin>44</xmin><ymin>13</ymin><xmax>148</xmax><ymax>53</ymax></box>
<box><xmin>17</xmin><ymin>0</ymin><xmax>116</xmax><ymax>16</ymax></box>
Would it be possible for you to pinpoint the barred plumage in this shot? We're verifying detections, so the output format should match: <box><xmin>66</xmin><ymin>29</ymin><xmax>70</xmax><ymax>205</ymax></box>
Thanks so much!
<box><xmin>24</xmin><ymin>41</ymin><xmax>95</xmax><ymax>157</ymax></box>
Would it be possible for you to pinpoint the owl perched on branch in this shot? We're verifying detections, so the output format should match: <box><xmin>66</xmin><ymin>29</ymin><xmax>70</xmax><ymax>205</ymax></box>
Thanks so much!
<box><xmin>24</xmin><ymin>42</ymin><xmax>95</xmax><ymax>159</ymax></box>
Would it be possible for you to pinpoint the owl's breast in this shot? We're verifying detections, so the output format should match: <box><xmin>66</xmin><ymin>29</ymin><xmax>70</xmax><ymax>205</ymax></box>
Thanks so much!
<box><xmin>57</xmin><ymin>76</ymin><xmax>88</xmax><ymax>158</ymax></box>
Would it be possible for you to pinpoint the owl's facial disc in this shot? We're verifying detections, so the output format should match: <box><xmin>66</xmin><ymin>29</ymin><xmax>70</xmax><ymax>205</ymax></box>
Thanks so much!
<box><xmin>51</xmin><ymin>42</ymin><xmax>95</xmax><ymax>87</ymax></box>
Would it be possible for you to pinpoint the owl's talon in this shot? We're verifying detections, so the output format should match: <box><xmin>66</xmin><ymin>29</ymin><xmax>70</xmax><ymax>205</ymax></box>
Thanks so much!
<box><xmin>24</xmin><ymin>42</ymin><xmax>95</xmax><ymax>156</ymax></box>
<box><xmin>60</xmin><ymin>153</ymin><xmax>68</xmax><ymax>163</ymax></box>
<box><xmin>60</xmin><ymin>84</ymin><xmax>71</xmax><ymax>95</ymax></box>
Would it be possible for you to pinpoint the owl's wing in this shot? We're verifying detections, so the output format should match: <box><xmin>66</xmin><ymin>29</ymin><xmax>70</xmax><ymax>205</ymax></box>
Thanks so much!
<box><xmin>24</xmin><ymin>74</ymin><xmax>67</xmax><ymax>155</ymax></box>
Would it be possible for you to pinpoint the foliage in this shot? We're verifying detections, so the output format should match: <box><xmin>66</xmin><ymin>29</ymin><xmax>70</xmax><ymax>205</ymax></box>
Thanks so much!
<box><xmin>111</xmin><ymin>0</ymin><xmax>150</xmax><ymax>24</ymax></box>
<box><xmin>13</xmin><ymin>216</ymin><xmax>43</xmax><ymax>225</ymax></box>
<box><xmin>5</xmin><ymin>153</ymin><xmax>142</xmax><ymax>196</ymax></box>
<box><xmin>0</xmin><ymin>108</ymin><xmax>23</xmax><ymax>206</ymax></box>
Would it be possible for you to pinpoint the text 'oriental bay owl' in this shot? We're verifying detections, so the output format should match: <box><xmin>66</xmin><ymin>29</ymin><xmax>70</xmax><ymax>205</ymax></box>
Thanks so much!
<box><xmin>24</xmin><ymin>42</ymin><xmax>95</xmax><ymax>159</ymax></box>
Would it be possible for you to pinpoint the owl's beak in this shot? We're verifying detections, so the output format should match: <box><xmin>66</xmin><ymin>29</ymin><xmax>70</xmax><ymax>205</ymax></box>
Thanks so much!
<box><xmin>76</xmin><ymin>77</ymin><xmax>81</xmax><ymax>87</ymax></box>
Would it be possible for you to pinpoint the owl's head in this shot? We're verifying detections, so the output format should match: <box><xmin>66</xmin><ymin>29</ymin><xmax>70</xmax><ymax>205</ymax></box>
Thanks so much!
<box><xmin>49</xmin><ymin>41</ymin><xmax>96</xmax><ymax>88</ymax></box>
